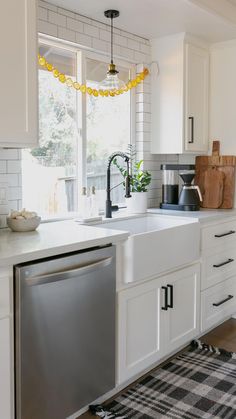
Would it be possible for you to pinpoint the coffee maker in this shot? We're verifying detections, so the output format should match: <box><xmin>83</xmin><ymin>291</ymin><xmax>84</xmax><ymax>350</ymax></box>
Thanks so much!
<box><xmin>160</xmin><ymin>164</ymin><xmax>202</xmax><ymax>211</ymax></box>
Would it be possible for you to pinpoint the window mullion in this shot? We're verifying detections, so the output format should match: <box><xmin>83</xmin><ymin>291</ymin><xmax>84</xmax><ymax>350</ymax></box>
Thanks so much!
<box><xmin>76</xmin><ymin>50</ymin><xmax>87</xmax><ymax>209</ymax></box>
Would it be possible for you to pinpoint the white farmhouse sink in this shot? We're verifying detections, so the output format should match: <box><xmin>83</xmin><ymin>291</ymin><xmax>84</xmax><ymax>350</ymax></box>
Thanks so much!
<box><xmin>95</xmin><ymin>215</ymin><xmax>200</xmax><ymax>283</ymax></box>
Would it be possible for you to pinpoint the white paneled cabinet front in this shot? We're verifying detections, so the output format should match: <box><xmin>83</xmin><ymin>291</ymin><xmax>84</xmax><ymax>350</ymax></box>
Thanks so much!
<box><xmin>0</xmin><ymin>0</ymin><xmax>38</xmax><ymax>147</ymax></box>
<box><xmin>117</xmin><ymin>264</ymin><xmax>200</xmax><ymax>384</ymax></box>
<box><xmin>0</xmin><ymin>318</ymin><xmax>12</xmax><ymax>419</ymax></box>
<box><xmin>117</xmin><ymin>279</ymin><xmax>163</xmax><ymax>384</ymax></box>
<box><xmin>163</xmin><ymin>265</ymin><xmax>200</xmax><ymax>352</ymax></box>
<box><xmin>151</xmin><ymin>34</ymin><xmax>209</xmax><ymax>154</ymax></box>
<box><xmin>185</xmin><ymin>44</ymin><xmax>209</xmax><ymax>152</ymax></box>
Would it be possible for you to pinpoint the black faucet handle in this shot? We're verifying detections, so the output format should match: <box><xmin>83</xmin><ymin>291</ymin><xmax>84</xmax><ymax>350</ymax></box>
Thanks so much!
<box><xmin>125</xmin><ymin>175</ymin><xmax>132</xmax><ymax>198</ymax></box>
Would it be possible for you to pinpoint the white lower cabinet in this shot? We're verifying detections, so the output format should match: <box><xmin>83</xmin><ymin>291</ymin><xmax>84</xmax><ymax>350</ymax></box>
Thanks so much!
<box><xmin>163</xmin><ymin>265</ymin><xmax>200</xmax><ymax>353</ymax></box>
<box><xmin>117</xmin><ymin>264</ymin><xmax>200</xmax><ymax>384</ymax></box>
<box><xmin>117</xmin><ymin>278</ymin><xmax>163</xmax><ymax>384</ymax></box>
<box><xmin>0</xmin><ymin>318</ymin><xmax>12</xmax><ymax>419</ymax></box>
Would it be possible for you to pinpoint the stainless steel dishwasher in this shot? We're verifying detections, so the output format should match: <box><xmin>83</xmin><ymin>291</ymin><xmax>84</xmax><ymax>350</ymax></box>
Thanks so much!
<box><xmin>14</xmin><ymin>245</ymin><xmax>116</xmax><ymax>419</ymax></box>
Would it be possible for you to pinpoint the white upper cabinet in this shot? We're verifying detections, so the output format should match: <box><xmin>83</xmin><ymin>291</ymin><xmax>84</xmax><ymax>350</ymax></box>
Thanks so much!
<box><xmin>0</xmin><ymin>0</ymin><xmax>38</xmax><ymax>148</ymax></box>
<box><xmin>210</xmin><ymin>41</ymin><xmax>236</xmax><ymax>155</ymax></box>
<box><xmin>151</xmin><ymin>34</ymin><xmax>209</xmax><ymax>154</ymax></box>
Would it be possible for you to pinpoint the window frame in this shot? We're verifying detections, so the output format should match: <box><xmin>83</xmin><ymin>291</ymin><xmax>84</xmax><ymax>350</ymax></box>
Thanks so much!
<box><xmin>35</xmin><ymin>35</ymin><xmax>136</xmax><ymax>218</ymax></box>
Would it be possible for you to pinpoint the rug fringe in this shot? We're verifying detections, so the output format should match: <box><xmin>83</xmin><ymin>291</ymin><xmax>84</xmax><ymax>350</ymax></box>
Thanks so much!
<box><xmin>191</xmin><ymin>339</ymin><xmax>236</xmax><ymax>358</ymax></box>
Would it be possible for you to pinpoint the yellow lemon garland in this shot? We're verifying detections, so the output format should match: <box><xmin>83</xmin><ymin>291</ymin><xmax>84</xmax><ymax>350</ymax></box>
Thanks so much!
<box><xmin>38</xmin><ymin>54</ymin><xmax>149</xmax><ymax>97</ymax></box>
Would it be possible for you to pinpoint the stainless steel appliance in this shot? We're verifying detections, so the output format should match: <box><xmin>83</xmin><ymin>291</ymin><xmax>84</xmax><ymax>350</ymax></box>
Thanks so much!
<box><xmin>14</xmin><ymin>245</ymin><xmax>116</xmax><ymax>419</ymax></box>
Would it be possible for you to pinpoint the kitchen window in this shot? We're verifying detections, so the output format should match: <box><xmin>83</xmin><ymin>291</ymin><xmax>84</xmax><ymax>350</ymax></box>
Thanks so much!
<box><xmin>22</xmin><ymin>41</ymin><xmax>134</xmax><ymax>219</ymax></box>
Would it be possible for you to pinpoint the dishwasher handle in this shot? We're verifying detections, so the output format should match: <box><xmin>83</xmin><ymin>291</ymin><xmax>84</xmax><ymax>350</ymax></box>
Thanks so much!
<box><xmin>25</xmin><ymin>257</ymin><xmax>113</xmax><ymax>286</ymax></box>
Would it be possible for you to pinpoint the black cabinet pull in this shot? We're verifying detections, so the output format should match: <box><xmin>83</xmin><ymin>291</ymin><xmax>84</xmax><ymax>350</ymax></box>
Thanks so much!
<box><xmin>167</xmin><ymin>284</ymin><xmax>173</xmax><ymax>308</ymax></box>
<box><xmin>213</xmin><ymin>295</ymin><xmax>233</xmax><ymax>307</ymax></box>
<box><xmin>161</xmin><ymin>286</ymin><xmax>168</xmax><ymax>311</ymax></box>
<box><xmin>188</xmin><ymin>116</ymin><xmax>194</xmax><ymax>144</ymax></box>
<box><xmin>213</xmin><ymin>258</ymin><xmax>234</xmax><ymax>268</ymax></box>
<box><xmin>214</xmin><ymin>230</ymin><xmax>235</xmax><ymax>238</ymax></box>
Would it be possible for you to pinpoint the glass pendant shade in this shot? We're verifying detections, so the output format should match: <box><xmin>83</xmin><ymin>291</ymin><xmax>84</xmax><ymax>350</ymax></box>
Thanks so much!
<box><xmin>100</xmin><ymin>64</ymin><xmax>125</xmax><ymax>90</ymax></box>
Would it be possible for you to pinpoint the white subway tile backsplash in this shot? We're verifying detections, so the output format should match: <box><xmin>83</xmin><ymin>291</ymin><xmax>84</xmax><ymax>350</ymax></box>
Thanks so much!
<box><xmin>114</xmin><ymin>34</ymin><xmax>128</xmax><ymax>47</ymax></box>
<box><xmin>136</xmin><ymin>102</ymin><xmax>151</xmax><ymax>113</ymax></box>
<box><xmin>75</xmin><ymin>14</ymin><xmax>92</xmax><ymax>25</ymax></box>
<box><xmin>140</xmin><ymin>43</ymin><xmax>151</xmax><ymax>55</ymax></box>
<box><xmin>38</xmin><ymin>19</ymin><xmax>58</xmax><ymax>37</ymax></box>
<box><xmin>7</xmin><ymin>160</ymin><xmax>21</xmax><ymax>174</ymax></box>
<box><xmin>48</xmin><ymin>10</ymin><xmax>66</xmax><ymax>27</ymax></box>
<box><xmin>75</xmin><ymin>33</ymin><xmax>92</xmax><ymax>48</ymax></box>
<box><xmin>92</xmin><ymin>38</ymin><xmax>109</xmax><ymax>53</ymax></box>
<box><xmin>0</xmin><ymin>149</ymin><xmax>18</xmax><ymax>160</ymax></box>
<box><xmin>84</xmin><ymin>23</ymin><xmax>99</xmax><ymax>38</ymax></box>
<box><xmin>58</xmin><ymin>7</ymin><xmax>76</xmax><ymax>19</ymax></box>
<box><xmin>127</xmin><ymin>38</ymin><xmax>140</xmax><ymax>51</ymax></box>
<box><xmin>0</xmin><ymin>215</ymin><xmax>7</xmax><ymax>228</ymax></box>
<box><xmin>8</xmin><ymin>201</ymin><xmax>18</xmax><ymax>212</ymax></box>
<box><xmin>0</xmin><ymin>161</ymin><xmax>7</xmax><ymax>173</ymax></box>
<box><xmin>119</xmin><ymin>46</ymin><xmax>135</xmax><ymax>60</ymax></box>
<box><xmin>58</xmin><ymin>26</ymin><xmax>76</xmax><ymax>42</ymax></box>
<box><xmin>38</xmin><ymin>6</ymin><xmax>48</xmax><ymax>21</ymax></box>
<box><xmin>136</xmin><ymin>122</ymin><xmax>151</xmax><ymax>132</ymax></box>
<box><xmin>67</xmin><ymin>17</ymin><xmax>83</xmax><ymax>33</ymax></box>
<box><xmin>0</xmin><ymin>174</ymin><xmax>18</xmax><ymax>187</ymax></box>
<box><xmin>134</xmin><ymin>50</ymin><xmax>149</xmax><ymax>63</ymax></box>
<box><xmin>99</xmin><ymin>29</ymin><xmax>111</xmax><ymax>42</ymax></box>
<box><xmin>8</xmin><ymin>187</ymin><xmax>22</xmax><ymax>201</ymax></box>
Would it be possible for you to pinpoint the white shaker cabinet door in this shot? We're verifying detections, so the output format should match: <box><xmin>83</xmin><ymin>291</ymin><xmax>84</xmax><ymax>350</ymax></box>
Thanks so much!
<box><xmin>185</xmin><ymin>43</ymin><xmax>209</xmax><ymax>153</ymax></box>
<box><xmin>0</xmin><ymin>318</ymin><xmax>12</xmax><ymax>419</ymax></box>
<box><xmin>117</xmin><ymin>279</ymin><xmax>163</xmax><ymax>384</ymax></box>
<box><xmin>0</xmin><ymin>0</ymin><xmax>38</xmax><ymax>147</ymax></box>
<box><xmin>163</xmin><ymin>264</ymin><xmax>200</xmax><ymax>354</ymax></box>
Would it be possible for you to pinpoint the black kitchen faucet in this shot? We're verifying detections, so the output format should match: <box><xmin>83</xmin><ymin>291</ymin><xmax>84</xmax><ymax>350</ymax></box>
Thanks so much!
<box><xmin>106</xmin><ymin>152</ymin><xmax>131</xmax><ymax>218</ymax></box>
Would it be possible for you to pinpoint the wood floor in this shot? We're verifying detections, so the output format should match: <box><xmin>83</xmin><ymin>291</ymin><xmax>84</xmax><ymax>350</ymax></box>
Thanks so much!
<box><xmin>78</xmin><ymin>318</ymin><xmax>236</xmax><ymax>418</ymax></box>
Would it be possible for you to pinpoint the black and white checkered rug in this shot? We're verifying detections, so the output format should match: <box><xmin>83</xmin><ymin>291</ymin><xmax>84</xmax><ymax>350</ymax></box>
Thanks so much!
<box><xmin>90</xmin><ymin>340</ymin><xmax>236</xmax><ymax>418</ymax></box>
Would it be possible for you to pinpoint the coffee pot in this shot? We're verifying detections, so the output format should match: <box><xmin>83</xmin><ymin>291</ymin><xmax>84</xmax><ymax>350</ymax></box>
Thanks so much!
<box><xmin>178</xmin><ymin>173</ymin><xmax>202</xmax><ymax>209</ymax></box>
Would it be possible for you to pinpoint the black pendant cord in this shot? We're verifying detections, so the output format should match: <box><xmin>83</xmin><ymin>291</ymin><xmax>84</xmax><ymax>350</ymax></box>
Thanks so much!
<box><xmin>111</xmin><ymin>15</ymin><xmax>113</xmax><ymax>64</ymax></box>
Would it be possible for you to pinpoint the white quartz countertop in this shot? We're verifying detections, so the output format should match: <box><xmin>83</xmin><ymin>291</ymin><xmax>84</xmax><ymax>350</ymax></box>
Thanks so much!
<box><xmin>148</xmin><ymin>208</ymin><xmax>236</xmax><ymax>224</ymax></box>
<box><xmin>0</xmin><ymin>220</ymin><xmax>129</xmax><ymax>266</ymax></box>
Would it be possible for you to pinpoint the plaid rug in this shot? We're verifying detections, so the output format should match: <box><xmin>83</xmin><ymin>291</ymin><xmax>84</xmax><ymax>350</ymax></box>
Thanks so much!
<box><xmin>90</xmin><ymin>340</ymin><xmax>236</xmax><ymax>419</ymax></box>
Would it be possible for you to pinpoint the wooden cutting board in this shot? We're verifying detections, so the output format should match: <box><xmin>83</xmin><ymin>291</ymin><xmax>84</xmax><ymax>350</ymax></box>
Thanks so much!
<box><xmin>195</xmin><ymin>141</ymin><xmax>236</xmax><ymax>209</ymax></box>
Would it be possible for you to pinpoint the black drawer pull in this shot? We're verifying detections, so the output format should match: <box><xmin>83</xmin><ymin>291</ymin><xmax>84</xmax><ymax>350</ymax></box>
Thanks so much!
<box><xmin>167</xmin><ymin>284</ymin><xmax>173</xmax><ymax>308</ymax></box>
<box><xmin>213</xmin><ymin>258</ymin><xmax>234</xmax><ymax>268</ymax></box>
<box><xmin>215</xmin><ymin>230</ymin><xmax>235</xmax><ymax>238</ymax></box>
<box><xmin>162</xmin><ymin>286</ymin><xmax>168</xmax><ymax>311</ymax></box>
<box><xmin>213</xmin><ymin>295</ymin><xmax>233</xmax><ymax>307</ymax></box>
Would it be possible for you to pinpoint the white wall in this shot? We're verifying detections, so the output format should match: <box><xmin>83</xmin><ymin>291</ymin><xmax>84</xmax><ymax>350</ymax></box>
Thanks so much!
<box><xmin>210</xmin><ymin>40</ymin><xmax>236</xmax><ymax>154</ymax></box>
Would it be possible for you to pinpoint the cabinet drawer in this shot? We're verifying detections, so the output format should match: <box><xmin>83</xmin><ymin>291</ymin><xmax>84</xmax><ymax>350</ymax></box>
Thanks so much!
<box><xmin>201</xmin><ymin>219</ymin><xmax>236</xmax><ymax>250</ymax></box>
<box><xmin>201</xmin><ymin>276</ymin><xmax>236</xmax><ymax>331</ymax></box>
<box><xmin>202</xmin><ymin>247</ymin><xmax>236</xmax><ymax>290</ymax></box>
<box><xmin>0</xmin><ymin>276</ymin><xmax>11</xmax><ymax>319</ymax></box>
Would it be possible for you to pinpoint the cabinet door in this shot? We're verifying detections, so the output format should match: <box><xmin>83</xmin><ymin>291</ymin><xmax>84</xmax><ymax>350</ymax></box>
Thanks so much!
<box><xmin>163</xmin><ymin>265</ymin><xmax>200</xmax><ymax>354</ymax></box>
<box><xmin>0</xmin><ymin>318</ymin><xmax>12</xmax><ymax>419</ymax></box>
<box><xmin>185</xmin><ymin>43</ymin><xmax>209</xmax><ymax>152</ymax></box>
<box><xmin>117</xmin><ymin>279</ymin><xmax>163</xmax><ymax>384</ymax></box>
<box><xmin>0</xmin><ymin>0</ymin><xmax>38</xmax><ymax>147</ymax></box>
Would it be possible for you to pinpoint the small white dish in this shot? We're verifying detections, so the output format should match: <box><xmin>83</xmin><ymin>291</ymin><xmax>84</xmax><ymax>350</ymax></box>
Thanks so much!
<box><xmin>7</xmin><ymin>216</ymin><xmax>41</xmax><ymax>232</ymax></box>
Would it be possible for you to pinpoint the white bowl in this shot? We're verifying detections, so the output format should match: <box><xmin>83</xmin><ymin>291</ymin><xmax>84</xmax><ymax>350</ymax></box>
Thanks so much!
<box><xmin>7</xmin><ymin>216</ymin><xmax>41</xmax><ymax>232</ymax></box>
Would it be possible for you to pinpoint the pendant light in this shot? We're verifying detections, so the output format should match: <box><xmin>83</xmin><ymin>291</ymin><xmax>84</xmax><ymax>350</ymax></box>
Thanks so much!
<box><xmin>99</xmin><ymin>10</ymin><xmax>125</xmax><ymax>90</ymax></box>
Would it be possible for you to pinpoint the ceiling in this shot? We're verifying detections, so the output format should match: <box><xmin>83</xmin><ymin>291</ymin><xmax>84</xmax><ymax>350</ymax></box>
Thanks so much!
<box><xmin>49</xmin><ymin>0</ymin><xmax>236</xmax><ymax>43</ymax></box>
